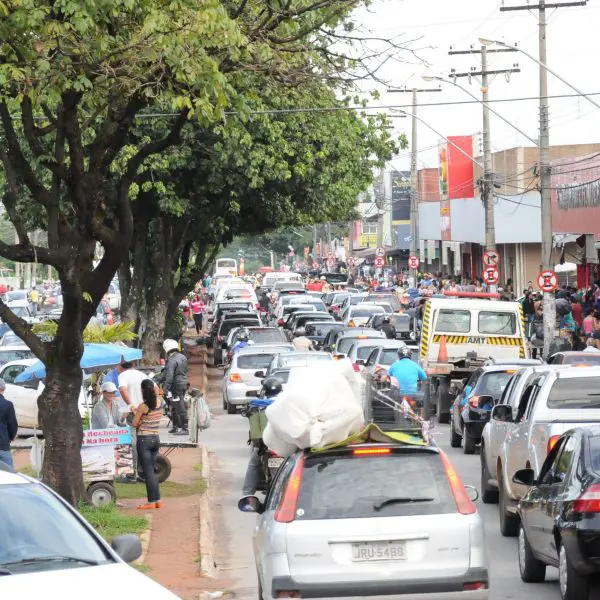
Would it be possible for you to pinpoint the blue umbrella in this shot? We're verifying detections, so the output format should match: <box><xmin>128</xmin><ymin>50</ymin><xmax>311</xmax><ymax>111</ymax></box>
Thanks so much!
<box><xmin>15</xmin><ymin>343</ymin><xmax>144</xmax><ymax>383</ymax></box>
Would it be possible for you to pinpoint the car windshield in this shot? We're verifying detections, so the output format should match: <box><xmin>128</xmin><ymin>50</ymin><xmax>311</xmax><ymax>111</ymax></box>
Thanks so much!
<box><xmin>436</xmin><ymin>309</ymin><xmax>471</xmax><ymax>333</ymax></box>
<box><xmin>278</xmin><ymin>354</ymin><xmax>331</xmax><ymax>368</ymax></box>
<box><xmin>0</xmin><ymin>483</ymin><xmax>111</xmax><ymax>572</ymax></box>
<box><xmin>248</xmin><ymin>330</ymin><xmax>286</xmax><ymax>343</ymax></box>
<box><xmin>389</xmin><ymin>315</ymin><xmax>411</xmax><ymax>330</ymax></box>
<box><xmin>547</xmin><ymin>377</ymin><xmax>600</xmax><ymax>409</ymax></box>
<box><xmin>478</xmin><ymin>311</ymin><xmax>516</xmax><ymax>335</ymax></box>
<box><xmin>296</xmin><ymin>451</ymin><xmax>456</xmax><ymax>520</ymax></box>
<box><xmin>477</xmin><ymin>371</ymin><xmax>515</xmax><ymax>399</ymax></box>
<box><xmin>365</xmin><ymin>295</ymin><xmax>401</xmax><ymax>311</ymax></box>
<box><xmin>355</xmin><ymin>345</ymin><xmax>381</xmax><ymax>359</ymax></box>
<box><xmin>237</xmin><ymin>354</ymin><xmax>275</xmax><ymax>369</ymax></box>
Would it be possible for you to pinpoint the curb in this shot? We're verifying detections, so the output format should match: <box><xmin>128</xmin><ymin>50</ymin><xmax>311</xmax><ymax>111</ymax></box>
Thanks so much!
<box><xmin>136</xmin><ymin>513</ymin><xmax>153</xmax><ymax>566</ymax></box>
<box><xmin>199</xmin><ymin>444</ymin><xmax>217</xmax><ymax>578</ymax></box>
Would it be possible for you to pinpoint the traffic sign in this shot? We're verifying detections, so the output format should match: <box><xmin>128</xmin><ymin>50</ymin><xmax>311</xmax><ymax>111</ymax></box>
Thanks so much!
<box><xmin>374</xmin><ymin>257</ymin><xmax>385</xmax><ymax>268</ymax></box>
<box><xmin>375</xmin><ymin>247</ymin><xmax>386</xmax><ymax>258</ymax></box>
<box><xmin>347</xmin><ymin>256</ymin><xmax>355</xmax><ymax>266</ymax></box>
<box><xmin>537</xmin><ymin>270</ymin><xmax>559</xmax><ymax>292</ymax></box>
<box><xmin>482</xmin><ymin>266</ymin><xmax>499</xmax><ymax>285</ymax></box>
<box><xmin>483</xmin><ymin>249</ymin><xmax>500</xmax><ymax>267</ymax></box>
<box><xmin>408</xmin><ymin>255</ymin><xmax>420</xmax><ymax>270</ymax></box>
<box><xmin>312</xmin><ymin>261</ymin><xmax>319</xmax><ymax>269</ymax></box>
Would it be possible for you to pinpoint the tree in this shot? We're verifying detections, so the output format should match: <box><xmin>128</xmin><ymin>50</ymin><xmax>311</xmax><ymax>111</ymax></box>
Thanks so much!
<box><xmin>0</xmin><ymin>0</ymin><xmax>413</xmax><ymax>502</ymax></box>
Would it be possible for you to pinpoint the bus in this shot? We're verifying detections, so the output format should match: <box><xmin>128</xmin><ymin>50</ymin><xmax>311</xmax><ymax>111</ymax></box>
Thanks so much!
<box><xmin>215</xmin><ymin>258</ymin><xmax>238</xmax><ymax>277</ymax></box>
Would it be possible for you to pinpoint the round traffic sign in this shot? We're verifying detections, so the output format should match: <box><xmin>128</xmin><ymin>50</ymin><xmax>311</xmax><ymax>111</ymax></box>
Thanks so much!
<box><xmin>375</xmin><ymin>247</ymin><xmax>385</xmax><ymax>258</ymax></box>
<box><xmin>346</xmin><ymin>256</ymin><xmax>355</xmax><ymax>266</ymax></box>
<box><xmin>327</xmin><ymin>258</ymin><xmax>336</xmax><ymax>266</ymax></box>
<box><xmin>374</xmin><ymin>257</ymin><xmax>385</xmax><ymax>268</ymax></box>
<box><xmin>537</xmin><ymin>270</ymin><xmax>559</xmax><ymax>292</ymax></box>
<box><xmin>408</xmin><ymin>255</ymin><xmax>420</xmax><ymax>270</ymax></box>
<box><xmin>483</xmin><ymin>250</ymin><xmax>500</xmax><ymax>267</ymax></box>
<box><xmin>482</xmin><ymin>266</ymin><xmax>499</xmax><ymax>285</ymax></box>
<box><xmin>312</xmin><ymin>261</ymin><xmax>319</xmax><ymax>269</ymax></box>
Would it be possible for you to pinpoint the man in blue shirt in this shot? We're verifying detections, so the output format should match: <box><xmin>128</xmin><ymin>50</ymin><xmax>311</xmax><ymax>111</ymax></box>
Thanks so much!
<box><xmin>0</xmin><ymin>378</ymin><xmax>18</xmax><ymax>469</ymax></box>
<box><xmin>388</xmin><ymin>347</ymin><xmax>427</xmax><ymax>395</ymax></box>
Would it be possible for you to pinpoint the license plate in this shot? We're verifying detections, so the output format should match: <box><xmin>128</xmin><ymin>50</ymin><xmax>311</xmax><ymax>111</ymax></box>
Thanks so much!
<box><xmin>268</xmin><ymin>457</ymin><xmax>284</xmax><ymax>469</ymax></box>
<box><xmin>351</xmin><ymin>541</ymin><xmax>406</xmax><ymax>562</ymax></box>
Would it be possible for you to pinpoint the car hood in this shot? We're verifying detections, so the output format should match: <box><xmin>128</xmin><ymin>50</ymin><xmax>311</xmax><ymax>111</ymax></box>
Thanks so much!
<box><xmin>0</xmin><ymin>563</ymin><xmax>180</xmax><ymax>599</ymax></box>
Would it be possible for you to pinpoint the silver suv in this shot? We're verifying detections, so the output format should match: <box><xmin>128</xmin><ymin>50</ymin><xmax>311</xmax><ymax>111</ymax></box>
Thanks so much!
<box><xmin>491</xmin><ymin>366</ymin><xmax>600</xmax><ymax>537</ymax></box>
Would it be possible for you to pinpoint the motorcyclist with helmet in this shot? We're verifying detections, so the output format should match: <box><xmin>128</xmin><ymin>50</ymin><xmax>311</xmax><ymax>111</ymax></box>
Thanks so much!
<box><xmin>231</xmin><ymin>329</ymin><xmax>251</xmax><ymax>354</ymax></box>
<box><xmin>378</xmin><ymin>316</ymin><xmax>396</xmax><ymax>339</ymax></box>
<box><xmin>241</xmin><ymin>377</ymin><xmax>283</xmax><ymax>496</ymax></box>
<box><xmin>155</xmin><ymin>339</ymin><xmax>189</xmax><ymax>435</ymax></box>
<box><xmin>388</xmin><ymin>346</ymin><xmax>427</xmax><ymax>395</ymax></box>
<box><xmin>292</xmin><ymin>327</ymin><xmax>313</xmax><ymax>351</ymax></box>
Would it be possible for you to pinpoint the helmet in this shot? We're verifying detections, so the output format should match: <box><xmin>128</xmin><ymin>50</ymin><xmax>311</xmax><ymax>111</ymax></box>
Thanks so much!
<box><xmin>294</xmin><ymin>327</ymin><xmax>306</xmax><ymax>337</ymax></box>
<box><xmin>262</xmin><ymin>377</ymin><xmax>283</xmax><ymax>397</ymax></box>
<box><xmin>382</xmin><ymin>316</ymin><xmax>391</xmax><ymax>324</ymax></box>
<box><xmin>237</xmin><ymin>328</ymin><xmax>249</xmax><ymax>342</ymax></box>
<box><xmin>397</xmin><ymin>346</ymin><xmax>411</xmax><ymax>359</ymax></box>
<box><xmin>163</xmin><ymin>339</ymin><xmax>179</xmax><ymax>354</ymax></box>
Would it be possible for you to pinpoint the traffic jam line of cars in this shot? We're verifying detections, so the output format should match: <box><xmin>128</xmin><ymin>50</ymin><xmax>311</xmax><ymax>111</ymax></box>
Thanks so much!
<box><xmin>208</xmin><ymin>272</ymin><xmax>600</xmax><ymax>600</ymax></box>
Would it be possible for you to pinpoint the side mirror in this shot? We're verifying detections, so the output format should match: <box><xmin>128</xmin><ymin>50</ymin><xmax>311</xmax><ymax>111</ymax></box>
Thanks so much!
<box><xmin>355</xmin><ymin>359</ymin><xmax>366</xmax><ymax>366</ymax></box>
<box><xmin>512</xmin><ymin>468</ymin><xmax>535</xmax><ymax>487</ymax></box>
<box><xmin>238</xmin><ymin>495</ymin><xmax>265</xmax><ymax>514</ymax></box>
<box><xmin>464</xmin><ymin>485</ymin><xmax>479</xmax><ymax>502</ymax></box>
<box><xmin>491</xmin><ymin>404</ymin><xmax>513</xmax><ymax>422</ymax></box>
<box><xmin>111</xmin><ymin>534</ymin><xmax>143</xmax><ymax>563</ymax></box>
<box><xmin>254</xmin><ymin>370</ymin><xmax>266</xmax><ymax>378</ymax></box>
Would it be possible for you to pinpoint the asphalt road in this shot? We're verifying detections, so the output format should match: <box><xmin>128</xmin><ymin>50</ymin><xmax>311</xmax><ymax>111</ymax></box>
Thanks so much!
<box><xmin>201</xmin><ymin>375</ymin><xmax>562</xmax><ymax>600</ymax></box>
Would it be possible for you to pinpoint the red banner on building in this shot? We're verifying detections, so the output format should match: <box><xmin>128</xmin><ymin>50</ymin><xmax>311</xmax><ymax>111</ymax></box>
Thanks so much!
<box><xmin>447</xmin><ymin>135</ymin><xmax>475</xmax><ymax>199</ymax></box>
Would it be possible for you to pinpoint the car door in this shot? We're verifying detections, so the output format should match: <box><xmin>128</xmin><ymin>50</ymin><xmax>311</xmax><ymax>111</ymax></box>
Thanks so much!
<box><xmin>489</xmin><ymin>373</ymin><xmax>522</xmax><ymax>467</ymax></box>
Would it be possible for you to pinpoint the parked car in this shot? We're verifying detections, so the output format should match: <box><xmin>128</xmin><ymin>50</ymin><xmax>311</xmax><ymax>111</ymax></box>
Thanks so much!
<box><xmin>515</xmin><ymin>427</ymin><xmax>600</xmax><ymax>600</ymax></box>
<box><xmin>239</xmin><ymin>442</ymin><xmax>488</xmax><ymax>600</ymax></box>
<box><xmin>495</xmin><ymin>366</ymin><xmax>600</xmax><ymax>537</ymax></box>
<box><xmin>222</xmin><ymin>345</ymin><xmax>294</xmax><ymax>414</ymax></box>
<box><xmin>0</xmin><ymin>467</ymin><xmax>180</xmax><ymax>599</ymax></box>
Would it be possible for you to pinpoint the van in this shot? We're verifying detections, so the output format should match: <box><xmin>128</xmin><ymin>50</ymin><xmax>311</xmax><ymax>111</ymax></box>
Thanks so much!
<box><xmin>262</xmin><ymin>272</ymin><xmax>302</xmax><ymax>290</ymax></box>
<box><xmin>420</xmin><ymin>298</ymin><xmax>527</xmax><ymax>424</ymax></box>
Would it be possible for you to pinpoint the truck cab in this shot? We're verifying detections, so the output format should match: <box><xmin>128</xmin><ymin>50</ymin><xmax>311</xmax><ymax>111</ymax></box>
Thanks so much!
<box><xmin>420</xmin><ymin>296</ymin><xmax>527</xmax><ymax>423</ymax></box>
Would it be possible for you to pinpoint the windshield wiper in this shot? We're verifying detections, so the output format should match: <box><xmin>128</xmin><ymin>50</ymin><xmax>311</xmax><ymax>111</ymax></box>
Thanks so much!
<box><xmin>0</xmin><ymin>555</ymin><xmax>100</xmax><ymax>567</ymax></box>
<box><xmin>373</xmin><ymin>497</ymin><xmax>435</xmax><ymax>511</ymax></box>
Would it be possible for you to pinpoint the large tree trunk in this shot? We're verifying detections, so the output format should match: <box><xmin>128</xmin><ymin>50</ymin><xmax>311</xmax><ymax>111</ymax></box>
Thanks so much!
<box><xmin>140</xmin><ymin>296</ymin><xmax>170</xmax><ymax>364</ymax></box>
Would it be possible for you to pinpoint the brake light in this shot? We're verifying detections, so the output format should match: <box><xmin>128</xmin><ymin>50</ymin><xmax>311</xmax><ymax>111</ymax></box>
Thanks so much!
<box><xmin>255</xmin><ymin>303</ymin><xmax>260</xmax><ymax>310</ymax></box>
<box><xmin>574</xmin><ymin>484</ymin><xmax>600</xmax><ymax>513</ymax></box>
<box><xmin>277</xmin><ymin>319</ymin><xmax>285</xmax><ymax>326</ymax></box>
<box><xmin>547</xmin><ymin>435</ymin><xmax>561</xmax><ymax>454</ymax></box>
<box><xmin>332</xmin><ymin>305</ymin><xmax>340</xmax><ymax>312</ymax></box>
<box><xmin>468</xmin><ymin>395</ymin><xmax>481</xmax><ymax>408</ymax></box>
<box><xmin>352</xmin><ymin>363</ymin><xmax>360</xmax><ymax>372</ymax></box>
<box><xmin>353</xmin><ymin>448</ymin><xmax>391</xmax><ymax>456</ymax></box>
<box><xmin>275</xmin><ymin>455</ymin><xmax>305</xmax><ymax>523</ymax></box>
<box><xmin>439</xmin><ymin>450</ymin><xmax>476</xmax><ymax>515</ymax></box>
<box><xmin>229</xmin><ymin>373</ymin><xmax>242</xmax><ymax>383</ymax></box>
<box><xmin>463</xmin><ymin>582</ymin><xmax>487</xmax><ymax>591</ymax></box>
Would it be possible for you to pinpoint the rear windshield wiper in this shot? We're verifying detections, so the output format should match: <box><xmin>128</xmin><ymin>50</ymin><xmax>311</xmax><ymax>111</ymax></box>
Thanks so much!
<box><xmin>0</xmin><ymin>555</ymin><xmax>101</xmax><ymax>567</ymax></box>
<box><xmin>373</xmin><ymin>497</ymin><xmax>435</xmax><ymax>511</ymax></box>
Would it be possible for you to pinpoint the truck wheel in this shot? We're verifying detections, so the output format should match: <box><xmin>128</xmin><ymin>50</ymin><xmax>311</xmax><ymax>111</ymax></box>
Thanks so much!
<box><xmin>498</xmin><ymin>468</ymin><xmax>519</xmax><ymax>537</ymax></box>
<box><xmin>463</xmin><ymin>426</ymin><xmax>476</xmax><ymax>455</ymax></box>
<box><xmin>480</xmin><ymin>445</ymin><xmax>499</xmax><ymax>504</ymax></box>
<box><xmin>436</xmin><ymin>379</ymin><xmax>451</xmax><ymax>424</ymax></box>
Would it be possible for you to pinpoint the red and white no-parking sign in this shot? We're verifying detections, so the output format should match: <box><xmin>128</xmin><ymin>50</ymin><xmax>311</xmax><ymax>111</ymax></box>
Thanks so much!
<box><xmin>347</xmin><ymin>256</ymin><xmax>355</xmax><ymax>266</ymax></box>
<box><xmin>482</xmin><ymin>266</ymin><xmax>499</xmax><ymax>285</ymax></box>
<box><xmin>408</xmin><ymin>255</ymin><xmax>420</xmax><ymax>270</ymax></box>
<box><xmin>483</xmin><ymin>250</ymin><xmax>500</xmax><ymax>267</ymax></box>
<box><xmin>327</xmin><ymin>257</ymin><xmax>336</xmax><ymax>266</ymax></box>
<box><xmin>537</xmin><ymin>270</ymin><xmax>559</xmax><ymax>292</ymax></box>
<box><xmin>374</xmin><ymin>257</ymin><xmax>385</xmax><ymax>268</ymax></box>
<box><xmin>312</xmin><ymin>261</ymin><xmax>319</xmax><ymax>269</ymax></box>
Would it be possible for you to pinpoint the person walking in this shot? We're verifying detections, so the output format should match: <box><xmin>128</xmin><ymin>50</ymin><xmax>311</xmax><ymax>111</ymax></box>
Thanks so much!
<box><xmin>0</xmin><ymin>379</ymin><xmax>18</xmax><ymax>468</ymax></box>
<box><xmin>133</xmin><ymin>379</ymin><xmax>164</xmax><ymax>510</ymax></box>
<box><xmin>156</xmin><ymin>339</ymin><xmax>189</xmax><ymax>435</ymax></box>
<box><xmin>29</xmin><ymin>285</ymin><xmax>40</xmax><ymax>316</ymax></box>
<box><xmin>190</xmin><ymin>294</ymin><xmax>205</xmax><ymax>335</ymax></box>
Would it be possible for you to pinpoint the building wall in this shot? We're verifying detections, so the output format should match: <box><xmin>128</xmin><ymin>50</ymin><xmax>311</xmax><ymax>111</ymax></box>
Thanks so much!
<box><xmin>417</xmin><ymin>168</ymin><xmax>441</xmax><ymax>201</ymax></box>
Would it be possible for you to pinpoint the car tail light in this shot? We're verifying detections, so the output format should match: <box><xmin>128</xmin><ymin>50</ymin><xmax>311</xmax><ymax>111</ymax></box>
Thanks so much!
<box><xmin>439</xmin><ymin>450</ymin><xmax>476</xmax><ymax>515</ymax></box>
<box><xmin>463</xmin><ymin>582</ymin><xmax>487</xmax><ymax>591</ymax></box>
<box><xmin>277</xmin><ymin>319</ymin><xmax>284</xmax><ymax>327</ymax></box>
<box><xmin>353</xmin><ymin>447</ymin><xmax>391</xmax><ymax>456</ymax></box>
<box><xmin>255</xmin><ymin>303</ymin><xmax>260</xmax><ymax>310</ymax></box>
<box><xmin>547</xmin><ymin>435</ymin><xmax>561</xmax><ymax>454</ymax></box>
<box><xmin>468</xmin><ymin>395</ymin><xmax>480</xmax><ymax>408</ymax></box>
<box><xmin>574</xmin><ymin>484</ymin><xmax>600</xmax><ymax>513</ymax></box>
<box><xmin>229</xmin><ymin>373</ymin><xmax>242</xmax><ymax>383</ymax></box>
<box><xmin>275</xmin><ymin>592</ymin><xmax>300</xmax><ymax>599</ymax></box>
<box><xmin>352</xmin><ymin>362</ymin><xmax>360</xmax><ymax>372</ymax></box>
<box><xmin>275</xmin><ymin>455</ymin><xmax>305</xmax><ymax>523</ymax></box>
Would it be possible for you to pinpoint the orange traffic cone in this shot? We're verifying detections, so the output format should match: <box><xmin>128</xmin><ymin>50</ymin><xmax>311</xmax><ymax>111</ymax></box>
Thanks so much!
<box><xmin>438</xmin><ymin>335</ymin><xmax>448</xmax><ymax>363</ymax></box>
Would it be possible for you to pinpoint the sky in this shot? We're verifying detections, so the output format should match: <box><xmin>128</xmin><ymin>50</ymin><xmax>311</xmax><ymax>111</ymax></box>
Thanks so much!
<box><xmin>351</xmin><ymin>0</ymin><xmax>600</xmax><ymax>173</ymax></box>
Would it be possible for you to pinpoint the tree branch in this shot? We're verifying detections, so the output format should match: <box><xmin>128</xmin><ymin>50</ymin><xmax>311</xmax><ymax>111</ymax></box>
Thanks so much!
<box><xmin>0</xmin><ymin>300</ymin><xmax>47</xmax><ymax>360</ymax></box>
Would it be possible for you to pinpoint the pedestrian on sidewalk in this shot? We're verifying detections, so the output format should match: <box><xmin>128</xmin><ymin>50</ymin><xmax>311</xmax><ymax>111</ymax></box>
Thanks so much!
<box><xmin>190</xmin><ymin>294</ymin><xmax>205</xmax><ymax>335</ymax></box>
<box><xmin>156</xmin><ymin>339</ymin><xmax>189</xmax><ymax>435</ymax></box>
<box><xmin>133</xmin><ymin>379</ymin><xmax>164</xmax><ymax>510</ymax></box>
<box><xmin>0</xmin><ymin>379</ymin><xmax>18</xmax><ymax>469</ymax></box>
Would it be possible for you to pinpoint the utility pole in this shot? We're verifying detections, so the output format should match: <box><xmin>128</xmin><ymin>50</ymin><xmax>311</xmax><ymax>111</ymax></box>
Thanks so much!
<box><xmin>312</xmin><ymin>224</ymin><xmax>318</xmax><ymax>263</ymax></box>
<box><xmin>388</xmin><ymin>87</ymin><xmax>441</xmax><ymax>283</ymax></box>
<box><xmin>448</xmin><ymin>47</ymin><xmax>519</xmax><ymax>291</ymax></box>
<box><xmin>499</xmin><ymin>0</ymin><xmax>586</xmax><ymax>355</ymax></box>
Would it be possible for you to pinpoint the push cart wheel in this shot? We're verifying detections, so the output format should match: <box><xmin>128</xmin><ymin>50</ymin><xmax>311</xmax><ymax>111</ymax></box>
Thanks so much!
<box><xmin>138</xmin><ymin>454</ymin><xmax>172</xmax><ymax>483</ymax></box>
<box><xmin>86</xmin><ymin>482</ymin><xmax>117</xmax><ymax>507</ymax></box>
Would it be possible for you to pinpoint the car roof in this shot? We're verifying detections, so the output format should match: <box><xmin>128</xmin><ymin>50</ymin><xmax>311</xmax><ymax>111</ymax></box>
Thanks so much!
<box><xmin>479</xmin><ymin>364</ymin><xmax>533</xmax><ymax>374</ymax></box>
<box><xmin>337</xmin><ymin>329</ymin><xmax>385</xmax><ymax>338</ymax></box>
<box><xmin>0</xmin><ymin>345</ymin><xmax>31</xmax><ymax>351</ymax></box>
<box><xmin>350</xmin><ymin>303</ymin><xmax>385</xmax><ymax>310</ymax></box>
<box><xmin>0</xmin><ymin>466</ymin><xmax>30</xmax><ymax>485</ymax></box>
<box><xmin>2</xmin><ymin>358</ymin><xmax>38</xmax><ymax>368</ymax></box>
<box><xmin>304</xmin><ymin>320</ymin><xmax>343</xmax><ymax>327</ymax></box>
<box><xmin>556</xmin><ymin>366</ymin><xmax>600</xmax><ymax>379</ymax></box>
<box><xmin>236</xmin><ymin>345</ymin><xmax>294</xmax><ymax>355</ymax></box>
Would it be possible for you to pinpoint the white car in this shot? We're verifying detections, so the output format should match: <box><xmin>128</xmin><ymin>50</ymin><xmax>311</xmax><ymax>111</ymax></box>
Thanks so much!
<box><xmin>5</xmin><ymin>300</ymin><xmax>43</xmax><ymax>324</ymax></box>
<box><xmin>215</xmin><ymin>285</ymin><xmax>258</xmax><ymax>307</ymax></box>
<box><xmin>106</xmin><ymin>282</ymin><xmax>121</xmax><ymax>312</ymax></box>
<box><xmin>0</xmin><ymin>468</ymin><xmax>180</xmax><ymax>599</ymax></box>
<box><xmin>342</xmin><ymin>304</ymin><xmax>386</xmax><ymax>327</ymax></box>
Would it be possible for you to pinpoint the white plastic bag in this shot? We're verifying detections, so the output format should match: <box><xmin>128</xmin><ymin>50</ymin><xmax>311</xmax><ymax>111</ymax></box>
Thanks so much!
<box><xmin>196</xmin><ymin>394</ymin><xmax>212</xmax><ymax>430</ymax></box>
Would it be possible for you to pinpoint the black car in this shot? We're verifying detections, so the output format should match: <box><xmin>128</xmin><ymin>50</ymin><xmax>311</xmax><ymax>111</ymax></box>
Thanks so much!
<box><xmin>366</xmin><ymin>313</ymin><xmax>416</xmax><ymax>341</ymax></box>
<box><xmin>304</xmin><ymin>321</ymin><xmax>345</xmax><ymax>350</ymax></box>
<box><xmin>214</xmin><ymin>316</ymin><xmax>261</xmax><ymax>364</ymax></box>
<box><xmin>515</xmin><ymin>427</ymin><xmax>600</xmax><ymax>600</ymax></box>
<box><xmin>286</xmin><ymin>312</ymin><xmax>334</xmax><ymax>339</ymax></box>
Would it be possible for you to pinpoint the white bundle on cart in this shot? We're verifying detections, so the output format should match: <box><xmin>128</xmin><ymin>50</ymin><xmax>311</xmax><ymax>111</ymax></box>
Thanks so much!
<box><xmin>263</xmin><ymin>361</ymin><xmax>364</xmax><ymax>457</ymax></box>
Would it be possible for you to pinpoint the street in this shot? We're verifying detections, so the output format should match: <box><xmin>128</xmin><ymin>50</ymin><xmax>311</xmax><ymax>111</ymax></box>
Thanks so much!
<box><xmin>201</xmin><ymin>366</ymin><xmax>561</xmax><ymax>600</ymax></box>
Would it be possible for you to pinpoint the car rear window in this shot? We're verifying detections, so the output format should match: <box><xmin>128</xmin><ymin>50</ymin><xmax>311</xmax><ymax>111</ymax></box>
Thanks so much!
<box><xmin>381</xmin><ymin>349</ymin><xmax>400</xmax><ymax>365</ymax></box>
<box><xmin>296</xmin><ymin>451</ymin><xmax>456</xmax><ymax>520</ymax></box>
<box><xmin>279</xmin><ymin>355</ymin><xmax>331</xmax><ymax>367</ymax></box>
<box><xmin>306</xmin><ymin>323</ymin><xmax>342</xmax><ymax>336</ymax></box>
<box><xmin>220</xmin><ymin>319</ymin><xmax>259</xmax><ymax>335</ymax></box>
<box><xmin>478</xmin><ymin>311</ymin><xmax>516</xmax><ymax>335</ymax></box>
<box><xmin>351</xmin><ymin>308</ymin><xmax>384</xmax><ymax>318</ymax></box>
<box><xmin>436</xmin><ymin>309</ymin><xmax>471</xmax><ymax>333</ymax></box>
<box><xmin>560</xmin><ymin>354</ymin><xmax>600</xmax><ymax>365</ymax></box>
<box><xmin>365</xmin><ymin>295</ymin><xmax>401</xmax><ymax>311</ymax></box>
<box><xmin>477</xmin><ymin>371</ymin><xmax>515</xmax><ymax>399</ymax></box>
<box><xmin>356</xmin><ymin>345</ymin><xmax>380</xmax><ymax>359</ymax></box>
<box><xmin>390</xmin><ymin>315</ymin><xmax>411</xmax><ymax>330</ymax></box>
<box><xmin>547</xmin><ymin>377</ymin><xmax>600</xmax><ymax>409</ymax></box>
<box><xmin>249</xmin><ymin>330</ymin><xmax>286</xmax><ymax>343</ymax></box>
<box><xmin>237</xmin><ymin>354</ymin><xmax>274</xmax><ymax>369</ymax></box>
